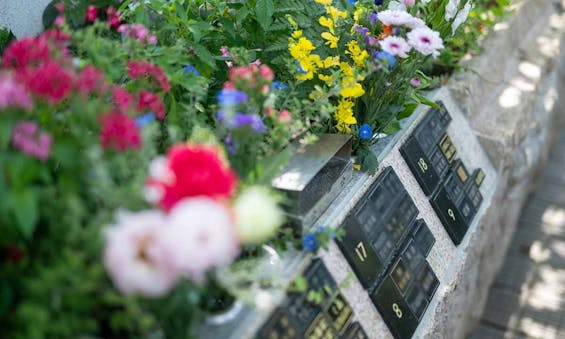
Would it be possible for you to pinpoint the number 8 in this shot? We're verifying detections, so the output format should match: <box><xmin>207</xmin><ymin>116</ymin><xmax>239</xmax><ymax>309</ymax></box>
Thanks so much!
<box><xmin>392</xmin><ymin>303</ymin><xmax>403</xmax><ymax>318</ymax></box>
<box><xmin>418</xmin><ymin>158</ymin><xmax>428</xmax><ymax>172</ymax></box>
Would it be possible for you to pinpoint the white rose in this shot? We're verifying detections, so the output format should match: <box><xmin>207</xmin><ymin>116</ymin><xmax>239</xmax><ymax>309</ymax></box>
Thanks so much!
<box><xmin>234</xmin><ymin>187</ymin><xmax>284</xmax><ymax>244</ymax></box>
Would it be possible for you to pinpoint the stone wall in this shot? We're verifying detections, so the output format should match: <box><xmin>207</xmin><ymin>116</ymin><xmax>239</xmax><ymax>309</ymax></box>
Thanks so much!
<box><xmin>0</xmin><ymin>0</ymin><xmax>51</xmax><ymax>38</ymax></box>
<box><xmin>443</xmin><ymin>0</ymin><xmax>565</xmax><ymax>337</ymax></box>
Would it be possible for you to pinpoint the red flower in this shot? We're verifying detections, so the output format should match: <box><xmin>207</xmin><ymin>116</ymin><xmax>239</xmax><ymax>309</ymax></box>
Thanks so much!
<box><xmin>86</xmin><ymin>5</ymin><xmax>98</xmax><ymax>22</ymax></box>
<box><xmin>25</xmin><ymin>61</ymin><xmax>72</xmax><ymax>104</ymax></box>
<box><xmin>99</xmin><ymin>111</ymin><xmax>142</xmax><ymax>151</ymax></box>
<box><xmin>136</xmin><ymin>90</ymin><xmax>166</xmax><ymax>120</ymax></box>
<box><xmin>112</xmin><ymin>86</ymin><xmax>135</xmax><ymax>113</ymax></box>
<box><xmin>127</xmin><ymin>60</ymin><xmax>170</xmax><ymax>92</ymax></box>
<box><xmin>76</xmin><ymin>65</ymin><xmax>106</xmax><ymax>96</ymax></box>
<box><xmin>259</xmin><ymin>65</ymin><xmax>274</xmax><ymax>81</ymax></box>
<box><xmin>146</xmin><ymin>144</ymin><xmax>237</xmax><ymax>212</ymax></box>
<box><xmin>106</xmin><ymin>8</ymin><xmax>121</xmax><ymax>29</ymax></box>
<box><xmin>2</xmin><ymin>37</ymin><xmax>50</xmax><ymax>70</ymax></box>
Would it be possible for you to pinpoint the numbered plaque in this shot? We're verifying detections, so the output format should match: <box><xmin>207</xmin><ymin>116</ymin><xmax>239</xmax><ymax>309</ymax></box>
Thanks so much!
<box><xmin>335</xmin><ymin>168</ymin><xmax>440</xmax><ymax>339</ymax></box>
<box><xmin>400</xmin><ymin>102</ymin><xmax>452</xmax><ymax>196</ymax></box>
<box><xmin>256</xmin><ymin>259</ymin><xmax>354</xmax><ymax>339</ymax></box>
<box><xmin>336</xmin><ymin>167</ymin><xmax>417</xmax><ymax>290</ymax></box>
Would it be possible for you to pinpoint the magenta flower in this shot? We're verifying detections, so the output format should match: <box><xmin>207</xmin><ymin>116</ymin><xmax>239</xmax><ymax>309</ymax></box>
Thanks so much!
<box><xmin>11</xmin><ymin>121</ymin><xmax>52</xmax><ymax>161</ymax></box>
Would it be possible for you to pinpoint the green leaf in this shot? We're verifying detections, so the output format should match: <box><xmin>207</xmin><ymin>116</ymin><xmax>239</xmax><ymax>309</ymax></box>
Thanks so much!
<box><xmin>411</xmin><ymin>92</ymin><xmax>440</xmax><ymax>109</ymax></box>
<box><xmin>191</xmin><ymin>43</ymin><xmax>217</xmax><ymax>69</ymax></box>
<box><xmin>355</xmin><ymin>148</ymin><xmax>378</xmax><ymax>174</ymax></box>
<box><xmin>291</xmin><ymin>276</ymin><xmax>308</xmax><ymax>292</ymax></box>
<box><xmin>382</xmin><ymin>120</ymin><xmax>401</xmax><ymax>135</ymax></box>
<box><xmin>10</xmin><ymin>189</ymin><xmax>38</xmax><ymax>239</ymax></box>
<box><xmin>255</xmin><ymin>0</ymin><xmax>274</xmax><ymax>31</ymax></box>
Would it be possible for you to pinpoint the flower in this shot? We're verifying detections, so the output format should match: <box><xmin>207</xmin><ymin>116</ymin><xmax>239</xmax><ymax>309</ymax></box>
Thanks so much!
<box><xmin>334</xmin><ymin>99</ymin><xmax>357</xmax><ymax>133</ymax></box>
<box><xmin>233</xmin><ymin>187</ymin><xmax>284</xmax><ymax>244</ymax></box>
<box><xmin>278</xmin><ymin>110</ymin><xmax>292</xmax><ymax>122</ymax></box>
<box><xmin>321</xmin><ymin>32</ymin><xmax>339</xmax><ymax>48</ymax></box>
<box><xmin>217</xmin><ymin>88</ymin><xmax>248</xmax><ymax>106</ymax></box>
<box><xmin>24</xmin><ymin>61</ymin><xmax>72</xmax><ymax>104</ymax></box>
<box><xmin>118</xmin><ymin>24</ymin><xmax>158</xmax><ymax>45</ymax></box>
<box><xmin>106</xmin><ymin>8</ymin><xmax>121</xmax><ymax>29</ymax></box>
<box><xmin>103</xmin><ymin>210</ymin><xmax>179</xmax><ymax>297</ymax></box>
<box><xmin>407</xmin><ymin>27</ymin><xmax>444</xmax><ymax>58</ymax></box>
<box><xmin>136</xmin><ymin>113</ymin><xmax>156</xmax><ymax>127</ymax></box>
<box><xmin>452</xmin><ymin>1</ymin><xmax>472</xmax><ymax>35</ymax></box>
<box><xmin>302</xmin><ymin>233</ymin><xmax>318</xmax><ymax>252</ymax></box>
<box><xmin>183</xmin><ymin>64</ymin><xmax>200</xmax><ymax>76</ymax></box>
<box><xmin>359</xmin><ymin>124</ymin><xmax>373</xmax><ymax>140</ymax></box>
<box><xmin>258</xmin><ymin>65</ymin><xmax>274</xmax><ymax>81</ymax></box>
<box><xmin>376</xmin><ymin>51</ymin><xmax>397</xmax><ymax>67</ymax></box>
<box><xmin>99</xmin><ymin>111</ymin><xmax>142</xmax><ymax>151</ymax></box>
<box><xmin>76</xmin><ymin>65</ymin><xmax>106</xmax><ymax>96</ymax></box>
<box><xmin>405</xmin><ymin>17</ymin><xmax>426</xmax><ymax>29</ymax></box>
<box><xmin>86</xmin><ymin>5</ymin><xmax>98</xmax><ymax>22</ymax></box>
<box><xmin>127</xmin><ymin>61</ymin><xmax>170</xmax><ymax>92</ymax></box>
<box><xmin>315</xmin><ymin>0</ymin><xmax>332</xmax><ymax>5</ymax></box>
<box><xmin>136</xmin><ymin>90</ymin><xmax>166</xmax><ymax>120</ymax></box>
<box><xmin>0</xmin><ymin>73</ymin><xmax>32</xmax><ymax>110</ymax></box>
<box><xmin>370</xmin><ymin>12</ymin><xmax>379</xmax><ymax>25</ymax></box>
<box><xmin>380</xmin><ymin>36</ymin><xmax>411</xmax><ymax>58</ymax></box>
<box><xmin>160</xmin><ymin>198</ymin><xmax>240</xmax><ymax>283</ymax></box>
<box><xmin>445</xmin><ymin>0</ymin><xmax>461</xmax><ymax>21</ymax></box>
<box><xmin>377</xmin><ymin>10</ymin><xmax>414</xmax><ymax>27</ymax></box>
<box><xmin>410</xmin><ymin>77</ymin><xmax>421</xmax><ymax>86</ymax></box>
<box><xmin>404</xmin><ymin>0</ymin><xmax>416</xmax><ymax>6</ymax></box>
<box><xmin>145</xmin><ymin>144</ymin><xmax>238</xmax><ymax>212</ymax></box>
<box><xmin>272</xmin><ymin>81</ymin><xmax>288</xmax><ymax>90</ymax></box>
<box><xmin>11</xmin><ymin>121</ymin><xmax>52</xmax><ymax>161</ymax></box>
<box><xmin>2</xmin><ymin>36</ymin><xmax>50</xmax><ymax>70</ymax></box>
<box><xmin>112</xmin><ymin>86</ymin><xmax>135</xmax><ymax>113</ymax></box>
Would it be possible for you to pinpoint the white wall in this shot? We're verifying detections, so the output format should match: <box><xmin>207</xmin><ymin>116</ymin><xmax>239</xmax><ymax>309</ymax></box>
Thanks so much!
<box><xmin>0</xmin><ymin>0</ymin><xmax>52</xmax><ymax>38</ymax></box>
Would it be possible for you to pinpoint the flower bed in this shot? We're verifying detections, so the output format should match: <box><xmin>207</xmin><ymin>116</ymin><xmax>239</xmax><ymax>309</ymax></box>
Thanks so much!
<box><xmin>0</xmin><ymin>1</ymin><xmax>510</xmax><ymax>338</ymax></box>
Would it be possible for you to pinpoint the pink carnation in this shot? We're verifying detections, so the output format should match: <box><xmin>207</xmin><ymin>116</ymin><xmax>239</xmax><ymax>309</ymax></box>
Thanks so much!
<box><xmin>24</xmin><ymin>61</ymin><xmax>72</xmax><ymax>104</ymax></box>
<box><xmin>76</xmin><ymin>65</ymin><xmax>106</xmax><ymax>96</ymax></box>
<box><xmin>104</xmin><ymin>210</ymin><xmax>180</xmax><ymax>297</ymax></box>
<box><xmin>99</xmin><ymin>111</ymin><xmax>142</xmax><ymax>151</ymax></box>
<box><xmin>160</xmin><ymin>198</ymin><xmax>240</xmax><ymax>283</ymax></box>
<box><xmin>86</xmin><ymin>5</ymin><xmax>98</xmax><ymax>22</ymax></box>
<box><xmin>136</xmin><ymin>90</ymin><xmax>166</xmax><ymax>120</ymax></box>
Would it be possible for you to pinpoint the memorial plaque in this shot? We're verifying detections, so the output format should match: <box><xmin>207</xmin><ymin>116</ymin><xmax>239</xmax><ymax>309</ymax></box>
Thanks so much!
<box><xmin>336</xmin><ymin>167</ymin><xmax>417</xmax><ymax>290</ymax></box>
<box><xmin>256</xmin><ymin>259</ymin><xmax>355</xmax><ymax>339</ymax></box>
<box><xmin>400</xmin><ymin>102</ymin><xmax>452</xmax><ymax>196</ymax></box>
<box><xmin>412</xmin><ymin>220</ymin><xmax>435</xmax><ymax>258</ymax></box>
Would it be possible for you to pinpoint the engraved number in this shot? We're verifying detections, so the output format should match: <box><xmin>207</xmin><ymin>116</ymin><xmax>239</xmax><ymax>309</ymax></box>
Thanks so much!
<box><xmin>355</xmin><ymin>242</ymin><xmax>367</xmax><ymax>262</ymax></box>
<box><xmin>447</xmin><ymin>208</ymin><xmax>456</xmax><ymax>221</ymax></box>
<box><xmin>392</xmin><ymin>303</ymin><xmax>403</xmax><ymax>318</ymax></box>
<box><xmin>418</xmin><ymin>158</ymin><xmax>428</xmax><ymax>173</ymax></box>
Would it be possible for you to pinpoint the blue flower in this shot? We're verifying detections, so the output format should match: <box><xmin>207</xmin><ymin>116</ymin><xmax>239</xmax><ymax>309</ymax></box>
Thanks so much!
<box><xmin>374</xmin><ymin>0</ymin><xmax>384</xmax><ymax>5</ymax></box>
<box><xmin>370</xmin><ymin>12</ymin><xmax>379</xmax><ymax>26</ymax></box>
<box><xmin>347</xmin><ymin>0</ymin><xmax>357</xmax><ymax>5</ymax></box>
<box><xmin>375</xmin><ymin>51</ymin><xmax>397</xmax><ymax>68</ymax></box>
<box><xmin>234</xmin><ymin>113</ymin><xmax>266</xmax><ymax>133</ymax></box>
<box><xmin>225</xmin><ymin>133</ymin><xmax>237</xmax><ymax>155</ymax></box>
<box><xmin>272</xmin><ymin>81</ymin><xmax>289</xmax><ymax>90</ymax></box>
<box><xmin>183</xmin><ymin>64</ymin><xmax>200</xmax><ymax>76</ymax></box>
<box><xmin>359</xmin><ymin>124</ymin><xmax>373</xmax><ymax>140</ymax></box>
<box><xmin>136</xmin><ymin>112</ymin><xmax>156</xmax><ymax>127</ymax></box>
<box><xmin>217</xmin><ymin>89</ymin><xmax>248</xmax><ymax>106</ymax></box>
<box><xmin>302</xmin><ymin>233</ymin><xmax>318</xmax><ymax>252</ymax></box>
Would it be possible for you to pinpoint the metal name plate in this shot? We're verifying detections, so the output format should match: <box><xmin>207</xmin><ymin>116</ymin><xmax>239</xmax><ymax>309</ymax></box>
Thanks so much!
<box><xmin>335</xmin><ymin>168</ymin><xmax>440</xmax><ymax>339</ymax></box>
<box><xmin>255</xmin><ymin>259</ymin><xmax>357</xmax><ymax>339</ymax></box>
<box><xmin>400</xmin><ymin>102</ymin><xmax>485</xmax><ymax>245</ymax></box>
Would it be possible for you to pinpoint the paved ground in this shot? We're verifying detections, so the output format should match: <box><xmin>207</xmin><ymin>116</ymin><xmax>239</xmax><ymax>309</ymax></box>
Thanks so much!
<box><xmin>470</xmin><ymin>131</ymin><xmax>565</xmax><ymax>338</ymax></box>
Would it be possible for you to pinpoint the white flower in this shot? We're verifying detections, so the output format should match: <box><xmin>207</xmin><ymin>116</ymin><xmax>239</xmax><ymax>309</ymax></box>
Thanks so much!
<box><xmin>380</xmin><ymin>36</ymin><xmax>412</xmax><ymax>58</ymax></box>
<box><xmin>388</xmin><ymin>1</ymin><xmax>407</xmax><ymax>11</ymax></box>
<box><xmin>407</xmin><ymin>27</ymin><xmax>445</xmax><ymax>58</ymax></box>
<box><xmin>405</xmin><ymin>17</ymin><xmax>426</xmax><ymax>29</ymax></box>
<box><xmin>445</xmin><ymin>0</ymin><xmax>461</xmax><ymax>21</ymax></box>
<box><xmin>103</xmin><ymin>210</ymin><xmax>179</xmax><ymax>297</ymax></box>
<box><xmin>377</xmin><ymin>10</ymin><xmax>414</xmax><ymax>27</ymax></box>
<box><xmin>452</xmin><ymin>1</ymin><xmax>472</xmax><ymax>35</ymax></box>
<box><xmin>234</xmin><ymin>187</ymin><xmax>284</xmax><ymax>244</ymax></box>
<box><xmin>161</xmin><ymin>197</ymin><xmax>240</xmax><ymax>283</ymax></box>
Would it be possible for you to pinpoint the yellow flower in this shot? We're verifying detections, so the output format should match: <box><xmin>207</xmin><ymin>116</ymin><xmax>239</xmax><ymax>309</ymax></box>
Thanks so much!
<box><xmin>321</xmin><ymin>32</ymin><xmax>339</xmax><ymax>48</ymax></box>
<box><xmin>289</xmin><ymin>37</ymin><xmax>315</xmax><ymax>60</ymax></box>
<box><xmin>346</xmin><ymin>41</ymin><xmax>368</xmax><ymax>68</ymax></box>
<box><xmin>315</xmin><ymin>0</ymin><xmax>332</xmax><ymax>5</ymax></box>
<box><xmin>353</xmin><ymin>8</ymin><xmax>364</xmax><ymax>24</ymax></box>
<box><xmin>291</xmin><ymin>30</ymin><xmax>303</xmax><ymax>39</ymax></box>
<box><xmin>340</xmin><ymin>81</ymin><xmax>365</xmax><ymax>98</ymax></box>
<box><xmin>295</xmin><ymin>54</ymin><xmax>322</xmax><ymax>81</ymax></box>
<box><xmin>318</xmin><ymin>74</ymin><xmax>334</xmax><ymax>85</ymax></box>
<box><xmin>319</xmin><ymin>16</ymin><xmax>335</xmax><ymax>34</ymax></box>
<box><xmin>327</xmin><ymin>6</ymin><xmax>347</xmax><ymax>21</ymax></box>
<box><xmin>335</xmin><ymin>99</ymin><xmax>357</xmax><ymax>133</ymax></box>
<box><xmin>340</xmin><ymin>62</ymin><xmax>353</xmax><ymax>77</ymax></box>
<box><xmin>322</xmin><ymin>56</ymin><xmax>340</xmax><ymax>68</ymax></box>
<box><xmin>286</xmin><ymin>15</ymin><xmax>298</xmax><ymax>29</ymax></box>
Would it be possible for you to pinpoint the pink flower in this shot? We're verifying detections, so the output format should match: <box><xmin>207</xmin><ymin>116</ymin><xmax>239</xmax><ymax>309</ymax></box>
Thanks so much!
<box><xmin>104</xmin><ymin>210</ymin><xmax>180</xmax><ymax>297</ymax></box>
<box><xmin>24</xmin><ymin>61</ymin><xmax>72</xmax><ymax>104</ymax></box>
<box><xmin>54</xmin><ymin>15</ymin><xmax>65</xmax><ymax>28</ymax></box>
<box><xmin>377</xmin><ymin>10</ymin><xmax>414</xmax><ymax>27</ymax></box>
<box><xmin>410</xmin><ymin>77</ymin><xmax>421</xmax><ymax>86</ymax></box>
<box><xmin>99</xmin><ymin>111</ymin><xmax>142</xmax><ymax>151</ymax></box>
<box><xmin>407</xmin><ymin>27</ymin><xmax>444</xmax><ymax>58</ymax></box>
<box><xmin>0</xmin><ymin>73</ymin><xmax>32</xmax><ymax>110</ymax></box>
<box><xmin>106</xmin><ymin>8</ymin><xmax>121</xmax><ymax>29</ymax></box>
<box><xmin>2</xmin><ymin>37</ymin><xmax>50</xmax><ymax>70</ymax></box>
<box><xmin>127</xmin><ymin>60</ymin><xmax>170</xmax><ymax>92</ymax></box>
<box><xmin>380</xmin><ymin>36</ymin><xmax>411</xmax><ymax>58</ymax></box>
<box><xmin>117</xmin><ymin>24</ymin><xmax>157</xmax><ymax>45</ymax></box>
<box><xmin>136</xmin><ymin>90</ymin><xmax>166</xmax><ymax>120</ymax></box>
<box><xmin>112</xmin><ymin>86</ymin><xmax>135</xmax><ymax>113</ymax></box>
<box><xmin>259</xmin><ymin>65</ymin><xmax>274</xmax><ymax>81</ymax></box>
<box><xmin>76</xmin><ymin>65</ymin><xmax>106</xmax><ymax>96</ymax></box>
<box><xmin>11</xmin><ymin>121</ymin><xmax>52</xmax><ymax>161</ymax></box>
<box><xmin>86</xmin><ymin>5</ymin><xmax>98</xmax><ymax>22</ymax></box>
<box><xmin>278</xmin><ymin>109</ymin><xmax>291</xmax><ymax>123</ymax></box>
<box><xmin>404</xmin><ymin>0</ymin><xmax>416</xmax><ymax>6</ymax></box>
<box><xmin>160</xmin><ymin>198</ymin><xmax>240</xmax><ymax>283</ymax></box>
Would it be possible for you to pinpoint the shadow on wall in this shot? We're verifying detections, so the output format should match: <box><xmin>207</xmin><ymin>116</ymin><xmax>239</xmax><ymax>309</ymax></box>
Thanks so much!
<box><xmin>0</xmin><ymin>0</ymin><xmax>52</xmax><ymax>38</ymax></box>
